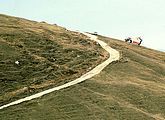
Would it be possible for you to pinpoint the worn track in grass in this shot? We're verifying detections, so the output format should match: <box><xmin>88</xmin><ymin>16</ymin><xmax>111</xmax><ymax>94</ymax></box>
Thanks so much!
<box><xmin>0</xmin><ymin>32</ymin><xmax>120</xmax><ymax>110</ymax></box>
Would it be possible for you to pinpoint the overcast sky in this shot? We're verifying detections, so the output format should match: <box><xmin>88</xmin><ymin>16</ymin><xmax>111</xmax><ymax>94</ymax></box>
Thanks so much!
<box><xmin>0</xmin><ymin>0</ymin><xmax>165</xmax><ymax>51</ymax></box>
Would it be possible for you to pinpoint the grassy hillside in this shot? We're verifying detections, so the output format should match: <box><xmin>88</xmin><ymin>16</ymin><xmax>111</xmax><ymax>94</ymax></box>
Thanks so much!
<box><xmin>0</xmin><ymin>15</ymin><xmax>165</xmax><ymax>120</ymax></box>
<box><xmin>0</xmin><ymin>14</ymin><xmax>108</xmax><ymax>106</ymax></box>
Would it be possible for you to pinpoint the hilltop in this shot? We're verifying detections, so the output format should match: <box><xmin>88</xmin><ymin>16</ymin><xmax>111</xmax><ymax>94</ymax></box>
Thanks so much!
<box><xmin>0</xmin><ymin>14</ymin><xmax>165</xmax><ymax>120</ymax></box>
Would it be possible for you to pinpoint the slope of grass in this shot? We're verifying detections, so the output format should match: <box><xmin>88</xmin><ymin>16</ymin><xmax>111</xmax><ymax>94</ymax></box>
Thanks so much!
<box><xmin>0</xmin><ymin>15</ymin><xmax>165</xmax><ymax>120</ymax></box>
<box><xmin>0</xmin><ymin>14</ymin><xmax>108</xmax><ymax>106</ymax></box>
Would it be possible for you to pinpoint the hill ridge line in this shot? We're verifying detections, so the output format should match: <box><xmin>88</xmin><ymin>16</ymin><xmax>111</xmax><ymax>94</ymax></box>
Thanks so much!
<box><xmin>0</xmin><ymin>32</ymin><xmax>120</xmax><ymax>110</ymax></box>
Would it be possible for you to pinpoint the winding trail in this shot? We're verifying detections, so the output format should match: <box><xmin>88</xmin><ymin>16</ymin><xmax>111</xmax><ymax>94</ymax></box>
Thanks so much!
<box><xmin>0</xmin><ymin>32</ymin><xmax>120</xmax><ymax>110</ymax></box>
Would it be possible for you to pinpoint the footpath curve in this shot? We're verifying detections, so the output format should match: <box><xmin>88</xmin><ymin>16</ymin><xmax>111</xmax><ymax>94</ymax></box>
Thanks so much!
<box><xmin>0</xmin><ymin>32</ymin><xmax>120</xmax><ymax>110</ymax></box>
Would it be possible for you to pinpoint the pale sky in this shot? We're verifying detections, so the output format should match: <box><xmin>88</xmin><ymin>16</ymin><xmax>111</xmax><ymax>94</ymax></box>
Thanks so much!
<box><xmin>0</xmin><ymin>0</ymin><xmax>165</xmax><ymax>51</ymax></box>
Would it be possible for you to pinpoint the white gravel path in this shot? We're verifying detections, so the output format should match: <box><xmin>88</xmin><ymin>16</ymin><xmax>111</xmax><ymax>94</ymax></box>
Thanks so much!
<box><xmin>0</xmin><ymin>32</ymin><xmax>120</xmax><ymax>110</ymax></box>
